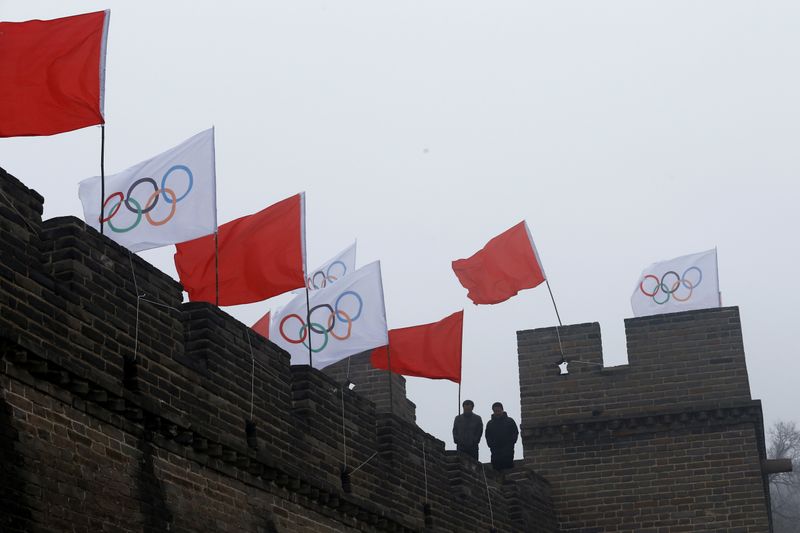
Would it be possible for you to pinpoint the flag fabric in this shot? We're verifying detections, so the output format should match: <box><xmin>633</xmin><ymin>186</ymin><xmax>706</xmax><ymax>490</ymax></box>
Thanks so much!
<box><xmin>631</xmin><ymin>249</ymin><xmax>720</xmax><ymax>317</ymax></box>
<box><xmin>270</xmin><ymin>261</ymin><xmax>388</xmax><ymax>369</ymax></box>
<box><xmin>0</xmin><ymin>10</ymin><xmax>110</xmax><ymax>137</ymax></box>
<box><xmin>452</xmin><ymin>221</ymin><xmax>545</xmax><ymax>305</ymax></box>
<box><xmin>174</xmin><ymin>193</ymin><xmax>306</xmax><ymax>306</ymax></box>
<box><xmin>79</xmin><ymin>128</ymin><xmax>216</xmax><ymax>252</ymax></box>
<box><xmin>252</xmin><ymin>311</ymin><xmax>270</xmax><ymax>339</ymax></box>
<box><xmin>302</xmin><ymin>241</ymin><xmax>357</xmax><ymax>292</ymax></box>
<box><xmin>371</xmin><ymin>310</ymin><xmax>463</xmax><ymax>383</ymax></box>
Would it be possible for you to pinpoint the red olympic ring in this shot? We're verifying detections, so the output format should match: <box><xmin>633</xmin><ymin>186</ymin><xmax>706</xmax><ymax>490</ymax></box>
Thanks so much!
<box><xmin>99</xmin><ymin>192</ymin><xmax>124</xmax><ymax>223</ymax></box>
<box><xmin>279</xmin><ymin>314</ymin><xmax>307</xmax><ymax>344</ymax></box>
<box><xmin>328</xmin><ymin>309</ymin><xmax>352</xmax><ymax>341</ymax></box>
<box><xmin>639</xmin><ymin>274</ymin><xmax>660</xmax><ymax>297</ymax></box>
<box><xmin>144</xmin><ymin>188</ymin><xmax>177</xmax><ymax>226</ymax></box>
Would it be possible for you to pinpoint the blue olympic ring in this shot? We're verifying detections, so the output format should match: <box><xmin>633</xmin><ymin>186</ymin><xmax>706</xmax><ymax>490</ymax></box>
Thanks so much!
<box><xmin>161</xmin><ymin>165</ymin><xmax>193</xmax><ymax>204</ymax></box>
<box><xmin>334</xmin><ymin>290</ymin><xmax>363</xmax><ymax>322</ymax></box>
<box><xmin>327</xmin><ymin>260</ymin><xmax>347</xmax><ymax>280</ymax></box>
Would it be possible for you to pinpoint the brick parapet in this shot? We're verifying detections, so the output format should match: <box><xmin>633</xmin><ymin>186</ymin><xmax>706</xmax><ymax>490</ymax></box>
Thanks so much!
<box><xmin>323</xmin><ymin>351</ymin><xmax>417</xmax><ymax>424</ymax></box>
<box><xmin>0</xmin><ymin>168</ymin><xmax>554</xmax><ymax>532</ymax></box>
<box><xmin>518</xmin><ymin>307</ymin><xmax>753</xmax><ymax>425</ymax></box>
<box><xmin>517</xmin><ymin>307</ymin><xmax>772</xmax><ymax>531</ymax></box>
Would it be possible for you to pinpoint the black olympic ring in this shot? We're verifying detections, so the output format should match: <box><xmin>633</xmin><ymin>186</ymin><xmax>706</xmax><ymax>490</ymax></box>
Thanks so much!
<box><xmin>125</xmin><ymin>177</ymin><xmax>159</xmax><ymax>214</ymax></box>
<box><xmin>310</xmin><ymin>271</ymin><xmax>328</xmax><ymax>290</ymax></box>
<box><xmin>307</xmin><ymin>304</ymin><xmax>336</xmax><ymax>335</ymax></box>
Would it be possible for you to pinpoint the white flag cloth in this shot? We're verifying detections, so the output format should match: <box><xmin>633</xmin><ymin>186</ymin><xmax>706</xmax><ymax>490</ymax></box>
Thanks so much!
<box><xmin>631</xmin><ymin>249</ymin><xmax>720</xmax><ymax>317</ymax></box>
<box><xmin>295</xmin><ymin>241</ymin><xmax>357</xmax><ymax>293</ymax></box>
<box><xmin>271</xmin><ymin>261</ymin><xmax>388</xmax><ymax>369</ymax></box>
<box><xmin>78</xmin><ymin>128</ymin><xmax>216</xmax><ymax>252</ymax></box>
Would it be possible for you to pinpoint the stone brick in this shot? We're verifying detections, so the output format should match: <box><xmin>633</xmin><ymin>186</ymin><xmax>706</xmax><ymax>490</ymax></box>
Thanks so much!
<box><xmin>0</xmin><ymin>167</ymin><xmax>553</xmax><ymax>532</ymax></box>
<box><xmin>518</xmin><ymin>309</ymin><xmax>772</xmax><ymax>532</ymax></box>
<box><xmin>1</xmin><ymin>164</ymin><xmax>774</xmax><ymax>532</ymax></box>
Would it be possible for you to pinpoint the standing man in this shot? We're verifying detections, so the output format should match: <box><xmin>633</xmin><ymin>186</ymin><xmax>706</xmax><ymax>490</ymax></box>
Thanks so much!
<box><xmin>452</xmin><ymin>400</ymin><xmax>483</xmax><ymax>461</ymax></box>
<box><xmin>485</xmin><ymin>402</ymin><xmax>519</xmax><ymax>471</ymax></box>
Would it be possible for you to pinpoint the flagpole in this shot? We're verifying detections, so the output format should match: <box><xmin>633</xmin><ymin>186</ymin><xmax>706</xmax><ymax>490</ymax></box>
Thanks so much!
<box><xmin>544</xmin><ymin>278</ymin><xmax>562</xmax><ymax>327</ymax></box>
<box><xmin>457</xmin><ymin>383</ymin><xmax>461</xmax><ymax>417</ymax></box>
<box><xmin>544</xmin><ymin>278</ymin><xmax>567</xmax><ymax>365</ymax></box>
<box><xmin>100</xmin><ymin>125</ymin><xmax>106</xmax><ymax>235</ymax></box>
<box><xmin>305</xmin><ymin>287</ymin><xmax>313</xmax><ymax>367</ymax></box>
<box><xmin>386</xmin><ymin>344</ymin><xmax>393</xmax><ymax>415</ymax></box>
<box><xmin>212</xmin><ymin>126</ymin><xmax>219</xmax><ymax>307</ymax></box>
<box><xmin>714</xmin><ymin>246</ymin><xmax>722</xmax><ymax>306</ymax></box>
<box><xmin>214</xmin><ymin>232</ymin><xmax>219</xmax><ymax>306</ymax></box>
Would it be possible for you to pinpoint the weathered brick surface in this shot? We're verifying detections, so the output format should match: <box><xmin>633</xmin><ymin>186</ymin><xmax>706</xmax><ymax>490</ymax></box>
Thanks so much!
<box><xmin>0</xmin><ymin>371</ymin><xmax>355</xmax><ymax>532</ymax></box>
<box><xmin>2</xmin><ymin>165</ymin><xmax>774</xmax><ymax>532</ymax></box>
<box><xmin>518</xmin><ymin>309</ymin><xmax>773</xmax><ymax>532</ymax></box>
<box><xmin>323</xmin><ymin>351</ymin><xmax>417</xmax><ymax>424</ymax></box>
<box><xmin>0</xmin><ymin>167</ymin><xmax>555</xmax><ymax>532</ymax></box>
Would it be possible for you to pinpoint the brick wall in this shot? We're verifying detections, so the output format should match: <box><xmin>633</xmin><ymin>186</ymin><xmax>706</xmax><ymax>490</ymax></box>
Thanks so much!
<box><xmin>518</xmin><ymin>309</ymin><xmax>773</xmax><ymax>532</ymax></box>
<box><xmin>0</xmin><ymin>167</ymin><xmax>555</xmax><ymax>532</ymax></box>
<box><xmin>323</xmin><ymin>351</ymin><xmax>417</xmax><ymax>424</ymax></box>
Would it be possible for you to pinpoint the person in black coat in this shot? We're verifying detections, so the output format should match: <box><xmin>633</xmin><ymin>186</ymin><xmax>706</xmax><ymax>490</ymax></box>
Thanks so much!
<box><xmin>452</xmin><ymin>399</ymin><xmax>483</xmax><ymax>461</ymax></box>
<box><xmin>485</xmin><ymin>402</ymin><xmax>519</xmax><ymax>471</ymax></box>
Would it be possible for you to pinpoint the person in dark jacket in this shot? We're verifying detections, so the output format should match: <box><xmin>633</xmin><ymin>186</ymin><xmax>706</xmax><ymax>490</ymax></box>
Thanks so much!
<box><xmin>452</xmin><ymin>400</ymin><xmax>483</xmax><ymax>461</ymax></box>
<box><xmin>485</xmin><ymin>402</ymin><xmax>519</xmax><ymax>471</ymax></box>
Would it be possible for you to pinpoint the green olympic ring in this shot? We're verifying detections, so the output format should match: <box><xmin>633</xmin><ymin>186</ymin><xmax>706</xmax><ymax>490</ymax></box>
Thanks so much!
<box><xmin>299</xmin><ymin>322</ymin><xmax>329</xmax><ymax>353</ymax></box>
<box><xmin>107</xmin><ymin>197</ymin><xmax>142</xmax><ymax>233</ymax></box>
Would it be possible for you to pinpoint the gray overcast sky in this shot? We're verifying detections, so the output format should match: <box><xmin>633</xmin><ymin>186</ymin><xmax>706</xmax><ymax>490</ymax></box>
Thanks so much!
<box><xmin>2</xmin><ymin>1</ymin><xmax>798</xmax><ymax>460</ymax></box>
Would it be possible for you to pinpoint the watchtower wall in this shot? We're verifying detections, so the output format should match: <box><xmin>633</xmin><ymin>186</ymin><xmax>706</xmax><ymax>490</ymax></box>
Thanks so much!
<box><xmin>517</xmin><ymin>309</ymin><xmax>772</xmax><ymax>532</ymax></box>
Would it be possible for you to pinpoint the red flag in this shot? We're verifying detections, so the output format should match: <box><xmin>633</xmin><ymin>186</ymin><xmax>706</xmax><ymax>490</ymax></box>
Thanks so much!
<box><xmin>452</xmin><ymin>221</ymin><xmax>545</xmax><ymax>305</ymax></box>
<box><xmin>174</xmin><ymin>193</ymin><xmax>306</xmax><ymax>306</ymax></box>
<box><xmin>252</xmin><ymin>311</ymin><xmax>270</xmax><ymax>339</ymax></box>
<box><xmin>0</xmin><ymin>11</ymin><xmax>110</xmax><ymax>137</ymax></box>
<box><xmin>371</xmin><ymin>310</ymin><xmax>463</xmax><ymax>383</ymax></box>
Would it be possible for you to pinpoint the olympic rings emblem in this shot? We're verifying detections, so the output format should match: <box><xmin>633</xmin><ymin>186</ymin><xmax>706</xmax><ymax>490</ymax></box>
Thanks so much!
<box><xmin>306</xmin><ymin>260</ymin><xmax>348</xmax><ymax>290</ymax></box>
<box><xmin>99</xmin><ymin>165</ymin><xmax>194</xmax><ymax>233</ymax></box>
<box><xmin>639</xmin><ymin>266</ymin><xmax>703</xmax><ymax>305</ymax></box>
<box><xmin>279</xmin><ymin>290</ymin><xmax>364</xmax><ymax>352</ymax></box>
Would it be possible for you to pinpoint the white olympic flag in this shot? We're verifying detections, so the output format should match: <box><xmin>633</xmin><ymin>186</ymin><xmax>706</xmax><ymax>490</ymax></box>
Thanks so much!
<box><xmin>78</xmin><ymin>128</ymin><xmax>217</xmax><ymax>252</ymax></box>
<box><xmin>630</xmin><ymin>249</ymin><xmax>721</xmax><ymax>317</ymax></box>
<box><xmin>295</xmin><ymin>241</ymin><xmax>357</xmax><ymax>293</ymax></box>
<box><xmin>271</xmin><ymin>260</ymin><xmax>388</xmax><ymax>369</ymax></box>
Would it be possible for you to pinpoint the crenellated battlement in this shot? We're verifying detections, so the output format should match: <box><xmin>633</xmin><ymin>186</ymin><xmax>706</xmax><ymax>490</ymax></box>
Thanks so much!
<box><xmin>517</xmin><ymin>307</ymin><xmax>752</xmax><ymax>426</ymax></box>
<box><xmin>0</xmin><ymin>167</ymin><xmax>555</xmax><ymax>533</ymax></box>
<box><xmin>516</xmin><ymin>304</ymin><xmax>772</xmax><ymax>531</ymax></box>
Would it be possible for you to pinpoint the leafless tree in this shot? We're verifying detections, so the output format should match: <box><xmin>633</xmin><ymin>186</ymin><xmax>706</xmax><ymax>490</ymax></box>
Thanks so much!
<box><xmin>769</xmin><ymin>421</ymin><xmax>800</xmax><ymax>532</ymax></box>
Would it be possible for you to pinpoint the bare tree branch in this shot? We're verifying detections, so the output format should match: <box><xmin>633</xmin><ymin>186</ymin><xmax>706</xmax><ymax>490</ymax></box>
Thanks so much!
<box><xmin>769</xmin><ymin>420</ymin><xmax>800</xmax><ymax>533</ymax></box>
